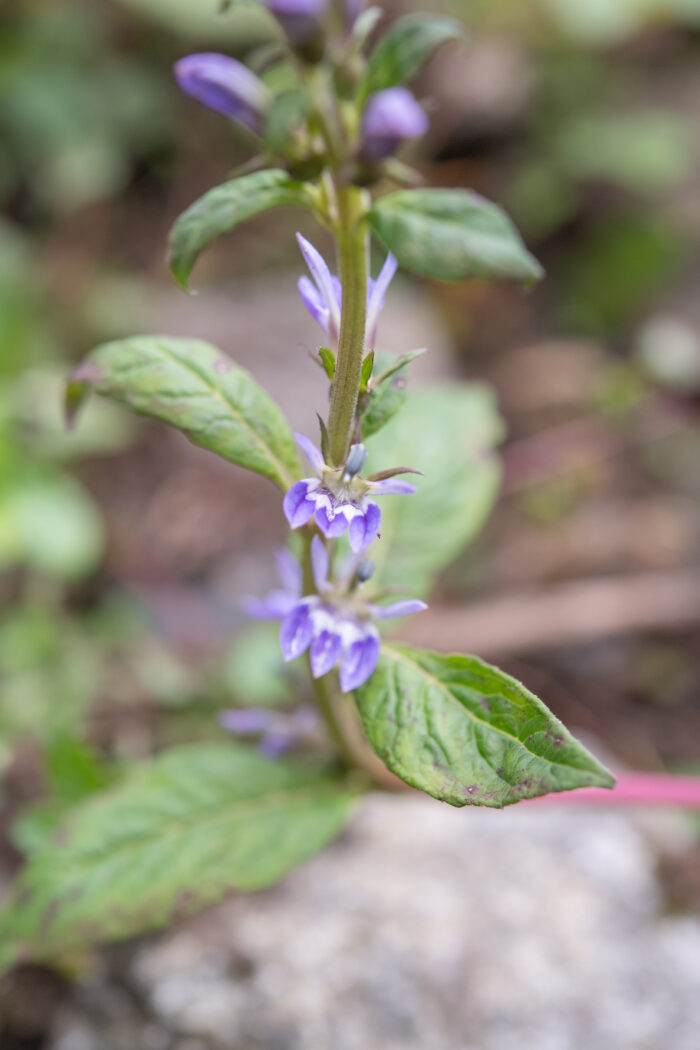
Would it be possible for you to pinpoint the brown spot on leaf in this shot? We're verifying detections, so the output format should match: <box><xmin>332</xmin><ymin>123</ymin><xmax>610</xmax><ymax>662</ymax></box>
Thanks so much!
<box><xmin>214</xmin><ymin>358</ymin><xmax>232</xmax><ymax>374</ymax></box>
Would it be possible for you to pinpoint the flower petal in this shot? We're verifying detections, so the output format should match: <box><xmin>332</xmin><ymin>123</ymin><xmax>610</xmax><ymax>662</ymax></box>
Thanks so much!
<box><xmin>298</xmin><ymin>276</ymin><xmax>330</xmax><ymax>336</ymax></box>
<box><xmin>275</xmin><ymin>547</ymin><xmax>302</xmax><ymax>596</ymax></box>
<box><xmin>370</xmin><ymin>599</ymin><xmax>428</xmax><ymax>620</ymax></box>
<box><xmin>310</xmin><ymin>629</ymin><xmax>343</xmax><ymax>678</ymax></box>
<box><xmin>316</xmin><ymin>505</ymin><xmax>350</xmax><ymax>538</ymax></box>
<box><xmin>220</xmin><ymin>709</ymin><xmax>277</xmax><ymax>734</ymax></box>
<box><xmin>241</xmin><ymin>590</ymin><xmax>298</xmax><ymax>620</ymax></box>
<box><xmin>280</xmin><ymin>602</ymin><xmax>314</xmax><ymax>661</ymax></box>
<box><xmin>310</xmin><ymin>534</ymin><xmax>330</xmax><ymax>591</ymax></box>
<box><xmin>369</xmin><ymin>478</ymin><xmax>417</xmax><ymax>496</ymax></box>
<box><xmin>294</xmin><ymin>432</ymin><xmax>326</xmax><ymax>475</ymax></box>
<box><xmin>339</xmin><ymin>631</ymin><xmax>381</xmax><ymax>692</ymax></box>
<box><xmin>366</xmin><ymin>252</ymin><xmax>398</xmax><ymax>348</ymax></box>
<box><xmin>296</xmin><ymin>234</ymin><xmax>341</xmax><ymax>341</ymax></box>
<box><xmin>348</xmin><ymin>500</ymin><xmax>381</xmax><ymax>552</ymax></box>
<box><xmin>259</xmin><ymin>732</ymin><xmax>295</xmax><ymax>758</ymax></box>
<box><xmin>283</xmin><ymin>480</ymin><xmax>317</xmax><ymax>528</ymax></box>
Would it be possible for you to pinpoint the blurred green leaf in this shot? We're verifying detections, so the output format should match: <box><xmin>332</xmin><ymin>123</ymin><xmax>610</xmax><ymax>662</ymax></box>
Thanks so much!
<box><xmin>68</xmin><ymin>336</ymin><xmax>301</xmax><ymax>490</ymax></box>
<box><xmin>361</xmin><ymin>14</ymin><xmax>466</xmax><ymax>98</ymax></box>
<box><xmin>559</xmin><ymin>217</ymin><xmax>684</xmax><ymax>335</ymax></box>
<box><xmin>355</xmin><ymin>645</ymin><xmax>615</xmax><ymax>807</ymax></box>
<box><xmin>556</xmin><ymin>112</ymin><xmax>691</xmax><ymax>194</ymax></box>
<box><xmin>366</xmin><ymin>384</ymin><xmax>504</xmax><ymax>597</ymax></box>
<box><xmin>0</xmin><ymin>474</ymin><xmax>104</xmax><ymax>579</ymax></box>
<box><xmin>169</xmin><ymin>170</ymin><xmax>312</xmax><ymax>289</ymax></box>
<box><xmin>221</xmin><ymin>623</ymin><xmax>295</xmax><ymax>706</ymax></box>
<box><xmin>0</xmin><ymin>744</ymin><xmax>359</xmax><ymax>971</ymax></box>
<box><xmin>369</xmin><ymin>190</ymin><xmax>544</xmax><ymax>284</ymax></box>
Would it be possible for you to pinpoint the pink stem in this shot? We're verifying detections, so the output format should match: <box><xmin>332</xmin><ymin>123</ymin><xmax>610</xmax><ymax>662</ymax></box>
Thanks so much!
<box><xmin>529</xmin><ymin>772</ymin><xmax>700</xmax><ymax>810</ymax></box>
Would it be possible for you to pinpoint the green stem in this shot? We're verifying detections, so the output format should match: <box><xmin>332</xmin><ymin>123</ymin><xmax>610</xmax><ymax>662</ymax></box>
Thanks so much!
<box><xmin>327</xmin><ymin>185</ymin><xmax>369</xmax><ymax>465</ymax></box>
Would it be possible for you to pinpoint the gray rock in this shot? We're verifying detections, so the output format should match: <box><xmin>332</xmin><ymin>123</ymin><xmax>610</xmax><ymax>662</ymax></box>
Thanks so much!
<box><xmin>118</xmin><ymin>794</ymin><xmax>700</xmax><ymax>1050</ymax></box>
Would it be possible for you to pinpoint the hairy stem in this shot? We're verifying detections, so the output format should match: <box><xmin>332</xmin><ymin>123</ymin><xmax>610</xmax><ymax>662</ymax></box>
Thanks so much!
<box><xmin>327</xmin><ymin>185</ymin><xmax>369</xmax><ymax>465</ymax></box>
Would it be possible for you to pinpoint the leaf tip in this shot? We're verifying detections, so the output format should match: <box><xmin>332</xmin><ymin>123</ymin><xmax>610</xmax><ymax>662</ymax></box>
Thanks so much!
<box><xmin>64</xmin><ymin>362</ymin><xmax>100</xmax><ymax>429</ymax></box>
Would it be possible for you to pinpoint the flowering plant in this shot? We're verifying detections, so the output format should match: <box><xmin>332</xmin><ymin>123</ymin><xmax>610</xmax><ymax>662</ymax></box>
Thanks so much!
<box><xmin>0</xmin><ymin>0</ymin><xmax>614</xmax><ymax>971</ymax></box>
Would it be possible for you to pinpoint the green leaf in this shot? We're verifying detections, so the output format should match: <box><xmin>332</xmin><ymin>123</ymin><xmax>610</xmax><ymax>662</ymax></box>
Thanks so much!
<box><xmin>372</xmin><ymin>347</ymin><xmax>426</xmax><ymax>386</ymax></box>
<box><xmin>361</xmin><ymin>354</ymin><xmax>408</xmax><ymax>440</ymax></box>
<box><xmin>369</xmin><ymin>189</ymin><xmax>544</xmax><ymax>284</ymax></box>
<box><xmin>318</xmin><ymin>346</ymin><xmax>336</xmax><ymax>380</ymax></box>
<box><xmin>356</xmin><ymin>645</ymin><xmax>615</xmax><ymax>808</ymax></box>
<box><xmin>366</xmin><ymin>384</ymin><xmax>503</xmax><ymax>596</ymax></box>
<box><xmin>361</xmin><ymin>14</ymin><xmax>466</xmax><ymax>99</ymax></box>
<box><xmin>169</xmin><ymin>170</ymin><xmax>311</xmax><ymax>289</ymax></box>
<box><xmin>67</xmin><ymin>337</ymin><xmax>300</xmax><ymax>491</ymax></box>
<box><xmin>0</xmin><ymin>744</ymin><xmax>359</xmax><ymax>972</ymax></box>
<box><xmin>360</xmin><ymin>351</ymin><xmax>375</xmax><ymax>389</ymax></box>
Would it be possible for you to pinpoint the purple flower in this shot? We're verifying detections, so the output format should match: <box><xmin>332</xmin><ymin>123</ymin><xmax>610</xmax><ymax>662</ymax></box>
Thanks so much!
<box><xmin>283</xmin><ymin>434</ymin><xmax>416</xmax><ymax>553</ymax></box>
<box><xmin>173</xmin><ymin>53</ymin><xmax>270</xmax><ymax>133</ymax></box>
<box><xmin>221</xmin><ymin>705</ymin><xmax>319</xmax><ymax>757</ymax></box>
<box><xmin>361</xmin><ymin>87</ymin><xmax>429</xmax><ymax>161</ymax></box>
<box><xmin>297</xmin><ymin>233</ymin><xmax>397</xmax><ymax>350</ymax></box>
<box><xmin>280</xmin><ymin>537</ymin><xmax>426</xmax><ymax>691</ymax></box>
<box><xmin>242</xmin><ymin>548</ymin><xmax>302</xmax><ymax>620</ymax></box>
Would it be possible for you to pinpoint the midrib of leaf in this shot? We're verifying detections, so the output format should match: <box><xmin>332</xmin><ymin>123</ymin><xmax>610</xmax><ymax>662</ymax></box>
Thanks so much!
<box><xmin>141</xmin><ymin>342</ymin><xmax>298</xmax><ymax>491</ymax></box>
<box><xmin>381</xmin><ymin>645</ymin><xmax>592</xmax><ymax>774</ymax></box>
<box><xmin>55</xmin><ymin>780</ymin><xmax>353</xmax><ymax>872</ymax></box>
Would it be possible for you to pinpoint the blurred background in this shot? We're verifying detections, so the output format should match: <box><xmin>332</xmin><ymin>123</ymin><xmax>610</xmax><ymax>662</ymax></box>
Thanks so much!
<box><xmin>1</xmin><ymin>1</ymin><xmax>700</xmax><ymax>1047</ymax></box>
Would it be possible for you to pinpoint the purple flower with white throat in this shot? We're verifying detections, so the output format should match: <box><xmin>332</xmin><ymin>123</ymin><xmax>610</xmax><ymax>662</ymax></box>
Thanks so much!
<box><xmin>174</xmin><ymin>53</ymin><xmax>270</xmax><ymax>134</ymax></box>
<box><xmin>361</xmin><ymin>87</ymin><xmax>429</xmax><ymax>161</ymax></box>
<box><xmin>283</xmin><ymin>434</ymin><xmax>417</xmax><ymax>552</ymax></box>
<box><xmin>280</xmin><ymin>537</ymin><xmax>427</xmax><ymax>691</ymax></box>
<box><xmin>296</xmin><ymin>233</ymin><xmax>397</xmax><ymax>350</ymax></box>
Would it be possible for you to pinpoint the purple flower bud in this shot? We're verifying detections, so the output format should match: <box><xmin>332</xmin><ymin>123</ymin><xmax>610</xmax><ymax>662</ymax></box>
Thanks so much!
<box><xmin>173</xmin><ymin>53</ymin><xmax>269</xmax><ymax>134</ymax></box>
<box><xmin>265</xmin><ymin>0</ymin><xmax>327</xmax><ymax>46</ymax></box>
<box><xmin>361</xmin><ymin>87</ymin><xmax>429</xmax><ymax>161</ymax></box>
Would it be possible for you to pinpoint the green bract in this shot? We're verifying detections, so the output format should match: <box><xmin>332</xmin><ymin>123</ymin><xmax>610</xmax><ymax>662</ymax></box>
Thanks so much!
<box><xmin>67</xmin><ymin>336</ymin><xmax>300</xmax><ymax>490</ymax></box>
<box><xmin>369</xmin><ymin>189</ymin><xmax>545</xmax><ymax>284</ymax></box>
<box><xmin>356</xmin><ymin>646</ymin><xmax>615</xmax><ymax>808</ymax></box>
<box><xmin>0</xmin><ymin>744</ymin><xmax>358</xmax><ymax>970</ymax></box>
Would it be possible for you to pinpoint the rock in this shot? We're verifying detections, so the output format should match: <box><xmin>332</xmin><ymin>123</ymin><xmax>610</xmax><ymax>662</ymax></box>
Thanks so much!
<box><xmin>108</xmin><ymin>794</ymin><xmax>700</xmax><ymax>1050</ymax></box>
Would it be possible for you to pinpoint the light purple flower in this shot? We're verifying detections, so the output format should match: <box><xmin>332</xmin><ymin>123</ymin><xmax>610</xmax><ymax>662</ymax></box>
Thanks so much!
<box><xmin>297</xmin><ymin>233</ymin><xmax>397</xmax><ymax>350</ymax></box>
<box><xmin>174</xmin><ymin>53</ymin><xmax>270</xmax><ymax>134</ymax></box>
<box><xmin>220</xmin><ymin>705</ymin><xmax>319</xmax><ymax>757</ymax></box>
<box><xmin>361</xmin><ymin>87</ymin><xmax>429</xmax><ymax>161</ymax></box>
<box><xmin>279</xmin><ymin>537</ymin><xmax>426</xmax><ymax>691</ymax></box>
<box><xmin>283</xmin><ymin>434</ymin><xmax>416</xmax><ymax>553</ymax></box>
<box><xmin>242</xmin><ymin>548</ymin><xmax>302</xmax><ymax>620</ymax></box>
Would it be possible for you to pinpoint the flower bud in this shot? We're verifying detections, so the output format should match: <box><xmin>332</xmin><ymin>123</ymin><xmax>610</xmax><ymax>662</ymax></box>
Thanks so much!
<box><xmin>266</xmin><ymin>0</ymin><xmax>328</xmax><ymax>59</ymax></box>
<box><xmin>174</xmin><ymin>53</ymin><xmax>270</xmax><ymax>134</ymax></box>
<box><xmin>360</xmin><ymin>87</ymin><xmax>429</xmax><ymax>161</ymax></box>
<box><xmin>344</xmin><ymin>443</ymin><xmax>368</xmax><ymax>478</ymax></box>
<box><xmin>357</xmin><ymin>558</ymin><xmax>375</xmax><ymax>583</ymax></box>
